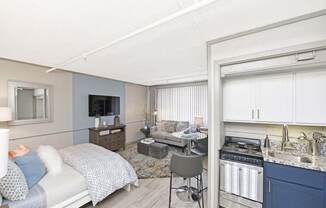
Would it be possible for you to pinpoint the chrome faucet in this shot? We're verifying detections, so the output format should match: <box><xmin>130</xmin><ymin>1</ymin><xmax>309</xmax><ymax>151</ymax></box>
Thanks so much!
<box><xmin>281</xmin><ymin>124</ymin><xmax>290</xmax><ymax>151</ymax></box>
<box><xmin>297</xmin><ymin>131</ymin><xmax>324</xmax><ymax>156</ymax></box>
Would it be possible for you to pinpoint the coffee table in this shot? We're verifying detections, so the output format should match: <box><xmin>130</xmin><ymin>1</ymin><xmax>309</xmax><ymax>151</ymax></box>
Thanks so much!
<box><xmin>172</xmin><ymin>131</ymin><xmax>207</xmax><ymax>155</ymax></box>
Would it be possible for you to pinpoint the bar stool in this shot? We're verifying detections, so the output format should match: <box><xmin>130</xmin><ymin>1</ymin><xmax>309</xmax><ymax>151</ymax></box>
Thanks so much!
<box><xmin>169</xmin><ymin>153</ymin><xmax>204</xmax><ymax>208</ymax></box>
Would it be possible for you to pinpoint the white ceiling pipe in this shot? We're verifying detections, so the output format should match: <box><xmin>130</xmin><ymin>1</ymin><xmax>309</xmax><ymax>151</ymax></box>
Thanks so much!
<box><xmin>46</xmin><ymin>0</ymin><xmax>218</xmax><ymax>73</ymax></box>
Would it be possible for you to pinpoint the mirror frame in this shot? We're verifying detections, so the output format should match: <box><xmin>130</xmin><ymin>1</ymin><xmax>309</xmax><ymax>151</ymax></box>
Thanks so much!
<box><xmin>8</xmin><ymin>80</ymin><xmax>53</xmax><ymax>126</ymax></box>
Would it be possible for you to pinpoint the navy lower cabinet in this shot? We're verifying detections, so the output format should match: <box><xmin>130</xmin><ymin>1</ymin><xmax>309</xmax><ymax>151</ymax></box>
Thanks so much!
<box><xmin>264</xmin><ymin>162</ymin><xmax>325</xmax><ymax>208</ymax></box>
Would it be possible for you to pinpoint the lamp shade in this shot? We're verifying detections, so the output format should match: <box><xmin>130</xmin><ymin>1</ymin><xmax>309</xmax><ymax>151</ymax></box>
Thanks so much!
<box><xmin>194</xmin><ymin>116</ymin><xmax>204</xmax><ymax>126</ymax></box>
<box><xmin>0</xmin><ymin>129</ymin><xmax>9</xmax><ymax>178</ymax></box>
<box><xmin>0</xmin><ymin>107</ymin><xmax>12</xmax><ymax>122</ymax></box>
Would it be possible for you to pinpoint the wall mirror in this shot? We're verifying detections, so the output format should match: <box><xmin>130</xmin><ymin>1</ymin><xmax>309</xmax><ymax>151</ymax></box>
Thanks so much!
<box><xmin>8</xmin><ymin>81</ymin><xmax>52</xmax><ymax>125</ymax></box>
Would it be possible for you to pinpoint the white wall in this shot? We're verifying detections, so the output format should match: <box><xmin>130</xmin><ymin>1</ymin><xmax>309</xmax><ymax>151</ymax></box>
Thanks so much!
<box><xmin>0</xmin><ymin>59</ymin><xmax>73</xmax><ymax>149</ymax></box>
<box><xmin>125</xmin><ymin>83</ymin><xmax>146</xmax><ymax>143</ymax></box>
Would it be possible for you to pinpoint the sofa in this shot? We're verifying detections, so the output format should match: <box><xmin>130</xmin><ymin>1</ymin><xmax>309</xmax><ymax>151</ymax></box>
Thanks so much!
<box><xmin>150</xmin><ymin>120</ymin><xmax>189</xmax><ymax>148</ymax></box>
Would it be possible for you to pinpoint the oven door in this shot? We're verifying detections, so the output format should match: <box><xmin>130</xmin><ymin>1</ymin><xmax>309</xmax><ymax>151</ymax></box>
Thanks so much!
<box><xmin>220</xmin><ymin>160</ymin><xmax>263</xmax><ymax>203</ymax></box>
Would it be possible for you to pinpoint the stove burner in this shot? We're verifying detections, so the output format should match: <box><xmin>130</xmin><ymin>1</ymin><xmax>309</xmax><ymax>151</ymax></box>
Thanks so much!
<box><xmin>220</xmin><ymin>136</ymin><xmax>263</xmax><ymax>166</ymax></box>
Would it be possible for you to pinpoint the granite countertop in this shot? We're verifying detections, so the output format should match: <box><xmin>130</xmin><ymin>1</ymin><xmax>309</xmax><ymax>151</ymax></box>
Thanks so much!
<box><xmin>262</xmin><ymin>147</ymin><xmax>326</xmax><ymax>172</ymax></box>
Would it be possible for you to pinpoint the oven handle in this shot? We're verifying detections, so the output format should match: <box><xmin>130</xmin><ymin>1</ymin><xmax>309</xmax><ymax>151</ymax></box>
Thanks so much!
<box><xmin>220</xmin><ymin>159</ymin><xmax>263</xmax><ymax>172</ymax></box>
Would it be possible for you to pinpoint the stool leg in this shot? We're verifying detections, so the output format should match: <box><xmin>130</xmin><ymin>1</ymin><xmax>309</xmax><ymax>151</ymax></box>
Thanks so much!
<box><xmin>169</xmin><ymin>173</ymin><xmax>172</xmax><ymax>208</ymax></box>
<box><xmin>201</xmin><ymin>174</ymin><xmax>204</xmax><ymax>208</ymax></box>
<box><xmin>197</xmin><ymin>197</ymin><xmax>202</xmax><ymax>208</ymax></box>
<box><xmin>197</xmin><ymin>176</ymin><xmax>202</xmax><ymax>208</ymax></box>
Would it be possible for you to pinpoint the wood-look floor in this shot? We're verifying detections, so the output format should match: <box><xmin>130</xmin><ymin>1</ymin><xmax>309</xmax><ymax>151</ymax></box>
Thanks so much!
<box><xmin>82</xmin><ymin>176</ymin><xmax>207</xmax><ymax>208</ymax></box>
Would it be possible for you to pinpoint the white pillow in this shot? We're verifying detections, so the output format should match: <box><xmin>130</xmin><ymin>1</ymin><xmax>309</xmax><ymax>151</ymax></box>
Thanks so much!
<box><xmin>37</xmin><ymin>145</ymin><xmax>63</xmax><ymax>175</ymax></box>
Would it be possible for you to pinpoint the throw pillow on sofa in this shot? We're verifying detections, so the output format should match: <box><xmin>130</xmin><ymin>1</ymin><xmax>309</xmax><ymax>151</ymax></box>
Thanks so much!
<box><xmin>176</xmin><ymin>121</ymin><xmax>189</xmax><ymax>132</ymax></box>
<box><xmin>37</xmin><ymin>145</ymin><xmax>63</xmax><ymax>175</ymax></box>
<box><xmin>164</xmin><ymin>121</ymin><xmax>176</xmax><ymax>133</ymax></box>
<box><xmin>15</xmin><ymin>150</ymin><xmax>46</xmax><ymax>189</ymax></box>
<box><xmin>0</xmin><ymin>160</ymin><xmax>29</xmax><ymax>201</ymax></box>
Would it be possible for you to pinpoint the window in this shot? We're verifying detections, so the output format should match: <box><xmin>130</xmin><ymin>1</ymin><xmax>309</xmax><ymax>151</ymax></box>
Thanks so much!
<box><xmin>157</xmin><ymin>84</ymin><xmax>207</xmax><ymax>124</ymax></box>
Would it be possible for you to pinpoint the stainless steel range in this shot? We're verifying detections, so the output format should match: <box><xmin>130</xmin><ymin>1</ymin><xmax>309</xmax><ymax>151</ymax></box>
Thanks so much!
<box><xmin>219</xmin><ymin>136</ymin><xmax>264</xmax><ymax>208</ymax></box>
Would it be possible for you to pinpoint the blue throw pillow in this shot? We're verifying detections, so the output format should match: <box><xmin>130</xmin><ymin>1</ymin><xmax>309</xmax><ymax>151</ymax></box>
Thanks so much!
<box><xmin>15</xmin><ymin>151</ymin><xmax>46</xmax><ymax>189</ymax></box>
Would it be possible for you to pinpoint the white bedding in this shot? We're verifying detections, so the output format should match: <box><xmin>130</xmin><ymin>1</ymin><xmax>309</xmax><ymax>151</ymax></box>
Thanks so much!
<box><xmin>59</xmin><ymin>144</ymin><xmax>138</xmax><ymax>206</ymax></box>
<box><xmin>38</xmin><ymin>164</ymin><xmax>87</xmax><ymax>207</ymax></box>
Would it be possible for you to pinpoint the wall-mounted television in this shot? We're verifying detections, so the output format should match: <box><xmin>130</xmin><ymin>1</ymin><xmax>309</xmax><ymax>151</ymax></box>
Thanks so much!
<box><xmin>88</xmin><ymin>94</ymin><xmax>120</xmax><ymax>117</ymax></box>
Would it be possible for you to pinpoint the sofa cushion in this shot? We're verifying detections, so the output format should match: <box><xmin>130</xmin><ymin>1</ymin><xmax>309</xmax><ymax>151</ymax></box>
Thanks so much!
<box><xmin>176</xmin><ymin>121</ymin><xmax>189</xmax><ymax>132</ymax></box>
<box><xmin>152</xmin><ymin>131</ymin><xmax>180</xmax><ymax>143</ymax></box>
<box><xmin>151</xmin><ymin>131</ymin><xmax>166</xmax><ymax>138</ymax></box>
<box><xmin>156</xmin><ymin>122</ymin><xmax>166</xmax><ymax>132</ymax></box>
<box><xmin>164</xmin><ymin>121</ymin><xmax>176</xmax><ymax>133</ymax></box>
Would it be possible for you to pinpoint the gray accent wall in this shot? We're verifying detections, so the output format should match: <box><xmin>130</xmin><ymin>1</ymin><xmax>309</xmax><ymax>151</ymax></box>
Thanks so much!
<box><xmin>73</xmin><ymin>73</ymin><xmax>126</xmax><ymax>144</ymax></box>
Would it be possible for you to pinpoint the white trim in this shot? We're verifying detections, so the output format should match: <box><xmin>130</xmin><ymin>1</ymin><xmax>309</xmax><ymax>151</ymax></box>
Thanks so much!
<box><xmin>50</xmin><ymin>191</ymin><xmax>90</xmax><ymax>208</ymax></box>
<box><xmin>219</xmin><ymin>39</ymin><xmax>326</xmax><ymax>68</ymax></box>
<box><xmin>207</xmin><ymin>45</ymin><xmax>220</xmax><ymax>208</ymax></box>
<box><xmin>207</xmin><ymin>9</ymin><xmax>326</xmax><ymax>45</ymax></box>
<box><xmin>46</xmin><ymin>0</ymin><xmax>218</xmax><ymax>73</ymax></box>
<box><xmin>141</xmin><ymin>72</ymin><xmax>207</xmax><ymax>86</ymax></box>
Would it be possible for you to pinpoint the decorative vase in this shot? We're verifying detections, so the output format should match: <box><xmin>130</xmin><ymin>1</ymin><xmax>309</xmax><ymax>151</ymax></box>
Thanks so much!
<box><xmin>114</xmin><ymin>115</ymin><xmax>120</xmax><ymax>126</ymax></box>
<box><xmin>95</xmin><ymin>115</ymin><xmax>101</xmax><ymax>129</ymax></box>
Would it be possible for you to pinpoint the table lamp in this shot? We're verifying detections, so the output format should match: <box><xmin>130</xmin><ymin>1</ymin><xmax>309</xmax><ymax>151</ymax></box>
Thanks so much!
<box><xmin>194</xmin><ymin>116</ymin><xmax>204</xmax><ymax>132</ymax></box>
<box><xmin>0</xmin><ymin>107</ymin><xmax>12</xmax><ymax>178</ymax></box>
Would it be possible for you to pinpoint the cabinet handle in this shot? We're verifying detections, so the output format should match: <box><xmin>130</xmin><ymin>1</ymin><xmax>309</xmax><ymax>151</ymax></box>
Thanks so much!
<box><xmin>268</xmin><ymin>180</ymin><xmax>271</xmax><ymax>193</ymax></box>
<box><xmin>252</xmin><ymin>109</ymin><xmax>254</xmax><ymax>120</ymax></box>
<box><xmin>257</xmin><ymin>109</ymin><xmax>260</xmax><ymax>120</ymax></box>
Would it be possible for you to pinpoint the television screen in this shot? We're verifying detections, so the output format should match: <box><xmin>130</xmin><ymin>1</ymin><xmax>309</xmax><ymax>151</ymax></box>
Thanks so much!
<box><xmin>88</xmin><ymin>95</ymin><xmax>120</xmax><ymax>117</ymax></box>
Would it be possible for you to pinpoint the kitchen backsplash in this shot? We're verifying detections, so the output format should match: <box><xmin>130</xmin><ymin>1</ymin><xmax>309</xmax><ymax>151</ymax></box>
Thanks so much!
<box><xmin>224</xmin><ymin>122</ymin><xmax>326</xmax><ymax>156</ymax></box>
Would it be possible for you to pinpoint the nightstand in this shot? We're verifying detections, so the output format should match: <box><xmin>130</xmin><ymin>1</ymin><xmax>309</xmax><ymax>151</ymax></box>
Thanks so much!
<box><xmin>0</xmin><ymin>205</ymin><xmax>9</xmax><ymax>208</ymax></box>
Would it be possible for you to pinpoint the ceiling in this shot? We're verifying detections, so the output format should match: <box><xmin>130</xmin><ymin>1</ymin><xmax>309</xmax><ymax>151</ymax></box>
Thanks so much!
<box><xmin>1</xmin><ymin>0</ymin><xmax>326</xmax><ymax>85</ymax></box>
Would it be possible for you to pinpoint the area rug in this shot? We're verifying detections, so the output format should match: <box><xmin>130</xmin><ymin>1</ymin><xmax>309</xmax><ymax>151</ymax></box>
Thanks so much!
<box><xmin>118</xmin><ymin>143</ymin><xmax>183</xmax><ymax>179</ymax></box>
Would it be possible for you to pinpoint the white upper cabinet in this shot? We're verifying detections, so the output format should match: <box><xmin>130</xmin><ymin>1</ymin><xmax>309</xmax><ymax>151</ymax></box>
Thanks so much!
<box><xmin>295</xmin><ymin>69</ymin><xmax>326</xmax><ymax>125</ymax></box>
<box><xmin>223</xmin><ymin>73</ymin><xmax>294</xmax><ymax>123</ymax></box>
<box><xmin>223</xmin><ymin>77</ymin><xmax>254</xmax><ymax>121</ymax></box>
<box><xmin>255</xmin><ymin>73</ymin><xmax>294</xmax><ymax>123</ymax></box>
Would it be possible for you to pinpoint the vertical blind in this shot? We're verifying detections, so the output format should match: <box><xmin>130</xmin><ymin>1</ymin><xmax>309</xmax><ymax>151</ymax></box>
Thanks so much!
<box><xmin>157</xmin><ymin>84</ymin><xmax>208</xmax><ymax>124</ymax></box>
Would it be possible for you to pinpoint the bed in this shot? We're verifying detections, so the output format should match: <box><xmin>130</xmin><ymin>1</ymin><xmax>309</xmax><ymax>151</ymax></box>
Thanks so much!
<box><xmin>4</xmin><ymin>143</ymin><xmax>138</xmax><ymax>208</ymax></box>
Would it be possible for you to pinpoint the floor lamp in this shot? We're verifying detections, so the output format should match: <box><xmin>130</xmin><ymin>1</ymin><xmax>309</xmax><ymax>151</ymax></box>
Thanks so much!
<box><xmin>153</xmin><ymin>110</ymin><xmax>158</xmax><ymax>126</ymax></box>
<box><xmin>0</xmin><ymin>107</ymin><xmax>12</xmax><ymax>178</ymax></box>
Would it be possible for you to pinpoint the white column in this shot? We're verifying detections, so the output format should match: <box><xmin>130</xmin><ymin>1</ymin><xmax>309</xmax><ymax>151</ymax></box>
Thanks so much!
<box><xmin>208</xmin><ymin>59</ymin><xmax>222</xmax><ymax>206</ymax></box>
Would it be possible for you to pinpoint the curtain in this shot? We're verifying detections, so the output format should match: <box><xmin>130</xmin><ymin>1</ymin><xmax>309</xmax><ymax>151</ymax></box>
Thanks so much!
<box><xmin>157</xmin><ymin>84</ymin><xmax>207</xmax><ymax>124</ymax></box>
<box><xmin>146</xmin><ymin>87</ymin><xmax>157</xmax><ymax>126</ymax></box>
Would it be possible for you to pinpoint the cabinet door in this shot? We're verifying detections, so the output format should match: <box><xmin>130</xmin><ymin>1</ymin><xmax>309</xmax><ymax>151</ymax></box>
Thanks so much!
<box><xmin>255</xmin><ymin>73</ymin><xmax>293</xmax><ymax>122</ymax></box>
<box><xmin>223</xmin><ymin>77</ymin><xmax>254</xmax><ymax>121</ymax></box>
<box><xmin>295</xmin><ymin>69</ymin><xmax>326</xmax><ymax>124</ymax></box>
<box><xmin>265</xmin><ymin>178</ymin><xmax>323</xmax><ymax>208</ymax></box>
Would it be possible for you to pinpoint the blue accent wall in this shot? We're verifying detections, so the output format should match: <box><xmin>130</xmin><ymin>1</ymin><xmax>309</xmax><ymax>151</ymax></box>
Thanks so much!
<box><xmin>72</xmin><ymin>73</ymin><xmax>125</xmax><ymax>144</ymax></box>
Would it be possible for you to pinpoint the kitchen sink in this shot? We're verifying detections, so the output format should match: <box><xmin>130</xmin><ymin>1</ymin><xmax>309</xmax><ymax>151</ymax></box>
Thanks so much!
<box><xmin>268</xmin><ymin>151</ymin><xmax>312</xmax><ymax>164</ymax></box>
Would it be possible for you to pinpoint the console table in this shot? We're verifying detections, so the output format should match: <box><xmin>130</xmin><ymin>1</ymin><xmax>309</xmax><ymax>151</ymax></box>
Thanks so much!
<box><xmin>89</xmin><ymin>125</ymin><xmax>126</xmax><ymax>151</ymax></box>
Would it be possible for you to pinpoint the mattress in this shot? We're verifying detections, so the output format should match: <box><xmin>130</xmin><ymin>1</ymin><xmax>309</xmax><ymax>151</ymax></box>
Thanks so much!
<box><xmin>38</xmin><ymin>163</ymin><xmax>88</xmax><ymax>207</ymax></box>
